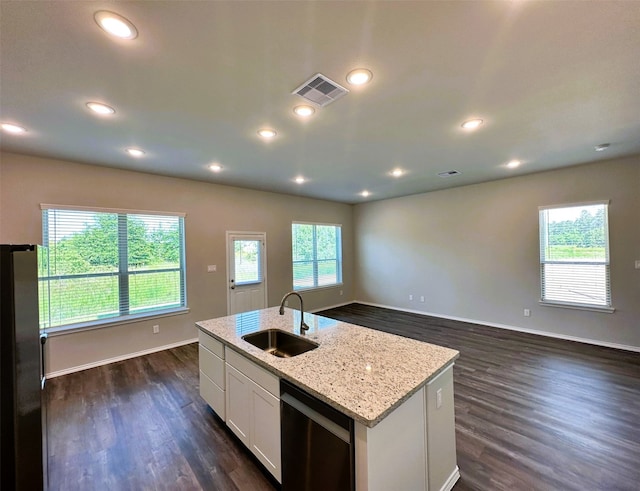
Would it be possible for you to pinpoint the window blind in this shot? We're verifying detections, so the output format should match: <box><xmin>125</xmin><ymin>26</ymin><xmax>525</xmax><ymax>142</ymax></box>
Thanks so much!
<box><xmin>292</xmin><ymin>223</ymin><xmax>342</xmax><ymax>290</ymax></box>
<box><xmin>40</xmin><ymin>207</ymin><xmax>186</xmax><ymax>329</ymax></box>
<box><xmin>539</xmin><ymin>202</ymin><xmax>611</xmax><ymax>309</ymax></box>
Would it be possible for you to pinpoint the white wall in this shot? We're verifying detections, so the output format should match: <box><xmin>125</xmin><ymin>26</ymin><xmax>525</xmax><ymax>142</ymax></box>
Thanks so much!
<box><xmin>0</xmin><ymin>152</ymin><xmax>354</xmax><ymax>374</ymax></box>
<box><xmin>354</xmin><ymin>156</ymin><xmax>640</xmax><ymax>350</ymax></box>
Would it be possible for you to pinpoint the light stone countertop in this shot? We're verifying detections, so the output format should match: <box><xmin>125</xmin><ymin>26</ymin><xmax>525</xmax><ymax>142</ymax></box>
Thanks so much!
<box><xmin>196</xmin><ymin>307</ymin><xmax>459</xmax><ymax>428</ymax></box>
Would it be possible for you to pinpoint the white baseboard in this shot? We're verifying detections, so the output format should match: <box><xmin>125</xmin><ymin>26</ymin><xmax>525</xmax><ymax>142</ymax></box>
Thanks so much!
<box><xmin>310</xmin><ymin>300</ymin><xmax>353</xmax><ymax>313</ymax></box>
<box><xmin>356</xmin><ymin>301</ymin><xmax>640</xmax><ymax>353</ymax></box>
<box><xmin>440</xmin><ymin>466</ymin><xmax>460</xmax><ymax>491</ymax></box>
<box><xmin>46</xmin><ymin>338</ymin><xmax>198</xmax><ymax>378</ymax></box>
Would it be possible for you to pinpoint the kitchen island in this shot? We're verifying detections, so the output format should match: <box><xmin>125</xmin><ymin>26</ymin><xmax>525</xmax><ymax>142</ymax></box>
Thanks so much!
<box><xmin>196</xmin><ymin>307</ymin><xmax>460</xmax><ymax>491</ymax></box>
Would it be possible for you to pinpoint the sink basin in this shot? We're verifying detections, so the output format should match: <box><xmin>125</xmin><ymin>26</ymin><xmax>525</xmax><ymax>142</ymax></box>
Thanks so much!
<box><xmin>242</xmin><ymin>329</ymin><xmax>319</xmax><ymax>358</ymax></box>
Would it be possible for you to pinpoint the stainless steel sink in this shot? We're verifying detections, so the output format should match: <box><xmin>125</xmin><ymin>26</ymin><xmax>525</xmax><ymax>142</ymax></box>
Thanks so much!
<box><xmin>242</xmin><ymin>329</ymin><xmax>319</xmax><ymax>358</ymax></box>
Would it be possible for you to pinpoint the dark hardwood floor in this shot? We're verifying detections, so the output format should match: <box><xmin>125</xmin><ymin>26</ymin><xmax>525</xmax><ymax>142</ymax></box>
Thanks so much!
<box><xmin>46</xmin><ymin>344</ymin><xmax>277</xmax><ymax>491</ymax></box>
<box><xmin>47</xmin><ymin>303</ymin><xmax>640</xmax><ymax>490</ymax></box>
<box><xmin>320</xmin><ymin>304</ymin><xmax>640</xmax><ymax>491</ymax></box>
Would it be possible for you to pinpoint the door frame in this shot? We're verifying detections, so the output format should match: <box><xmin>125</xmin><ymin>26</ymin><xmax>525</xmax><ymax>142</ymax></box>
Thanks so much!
<box><xmin>226</xmin><ymin>231</ymin><xmax>268</xmax><ymax>315</ymax></box>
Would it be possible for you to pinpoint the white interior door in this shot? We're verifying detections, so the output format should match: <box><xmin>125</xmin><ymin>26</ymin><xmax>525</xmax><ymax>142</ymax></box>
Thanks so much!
<box><xmin>227</xmin><ymin>232</ymin><xmax>267</xmax><ymax>315</ymax></box>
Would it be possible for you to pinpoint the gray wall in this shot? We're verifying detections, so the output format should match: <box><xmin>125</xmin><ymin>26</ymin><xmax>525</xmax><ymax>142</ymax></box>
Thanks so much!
<box><xmin>2</xmin><ymin>150</ymin><xmax>638</xmax><ymax>376</ymax></box>
<box><xmin>354</xmin><ymin>156</ymin><xmax>640</xmax><ymax>350</ymax></box>
<box><xmin>0</xmin><ymin>152</ymin><xmax>354</xmax><ymax>373</ymax></box>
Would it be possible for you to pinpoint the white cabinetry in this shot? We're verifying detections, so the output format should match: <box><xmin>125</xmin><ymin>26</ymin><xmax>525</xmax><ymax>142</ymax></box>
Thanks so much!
<box><xmin>355</xmin><ymin>364</ymin><xmax>458</xmax><ymax>491</ymax></box>
<box><xmin>225</xmin><ymin>348</ymin><xmax>281</xmax><ymax>483</ymax></box>
<box><xmin>425</xmin><ymin>366</ymin><xmax>457</xmax><ymax>491</ymax></box>
<box><xmin>198</xmin><ymin>331</ymin><xmax>225</xmax><ymax>420</ymax></box>
<box><xmin>225</xmin><ymin>364</ymin><xmax>251</xmax><ymax>445</ymax></box>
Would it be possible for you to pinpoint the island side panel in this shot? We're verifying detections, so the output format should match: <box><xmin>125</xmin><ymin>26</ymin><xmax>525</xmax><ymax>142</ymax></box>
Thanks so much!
<box><xmin>426</xmin><ymin>365</ymin><xmax>459</xmax><ymax>491</ymax></box>
<box><xmin>355</xmin><ymin>386</ymin><xmax>428</xmax><ymax>491</ymax></box>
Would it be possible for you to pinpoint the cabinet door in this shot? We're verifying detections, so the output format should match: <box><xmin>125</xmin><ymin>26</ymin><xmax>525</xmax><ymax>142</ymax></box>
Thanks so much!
<box><xmin>225</xmin><ymin>363</ymin><xmax>251</xmax><ymax>446</ymax></box>
<box><xmin>250</xmin><ymin>381</ymin><xmax>281</xmax><ymax>482</ymax></box>
<box><xmin>200</xmin><ymin>370</ymin><xmax>226</xmax><ymax>420</ymax></box>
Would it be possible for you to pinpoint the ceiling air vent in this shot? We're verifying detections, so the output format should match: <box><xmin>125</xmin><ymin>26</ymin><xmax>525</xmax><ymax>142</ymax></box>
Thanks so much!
<box><xmin>292</xmin><ymin>73</ymin><xmax>349</xmax><ymax>107</ymax></box>
<box><xmin>437</xmin><ymin>170</ymin><xmax>462</xmax><ymax>178</ymax></box>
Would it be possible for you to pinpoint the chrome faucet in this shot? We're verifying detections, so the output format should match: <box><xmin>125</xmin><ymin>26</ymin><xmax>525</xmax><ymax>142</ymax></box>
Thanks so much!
<box><xmin>279</xmin><ymin>291</ymin><xmax>310</xmax><ymax>334</ymax></box>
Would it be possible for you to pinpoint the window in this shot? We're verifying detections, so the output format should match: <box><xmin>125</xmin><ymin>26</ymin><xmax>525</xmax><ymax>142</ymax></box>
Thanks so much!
<box><xmin>39</xmin><ymin>205</ymin><xmax>186</xmax><ymax>330</ymax></box>
<box><xmin>292</xmin><ymin>223</ymin><xmax>342</xmax><ymax>290</ymax></box>
<box><xmin>539</xmin><ymin>202</ymin><xmax>612</xmax><ymax>311</ymax></box>
<box><xmin>234</xmin><ymin>239</ymin><xmax>262</xmax><ymax>285</ymax></box>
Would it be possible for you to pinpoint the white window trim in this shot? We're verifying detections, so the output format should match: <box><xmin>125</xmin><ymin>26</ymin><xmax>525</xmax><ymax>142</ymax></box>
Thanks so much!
<box><xmin>40</xmin><ymin>205</ymin><xmax>188</xmax><ymax>332</ymax></box>
<box><xmin>539</xmin><ymin>300</ymin><xmax>615</xmax><ymax>314</ymax></box>
<box><xmin>294</xmin><ymin>282</ymin><xmax>344</xmax><ymax>293</ymax></box>
<box><xmin>40</xmin><ymin>203</ymin><xmax>186</xmax><ymax>217</ymax></box>
<box><xmin>538</xmin><ymin>200</ymin><xmax>610</xmax><ymax>212</ymax></box>
<box><xmin>292</xmin><ymin>222</ymin><xmax>343</xmax><ymax>291</ymax></box>
<box><xmin>538</xmin><ymin>200</ymin><xmax>613</xmax><ymax>311</ymax></box>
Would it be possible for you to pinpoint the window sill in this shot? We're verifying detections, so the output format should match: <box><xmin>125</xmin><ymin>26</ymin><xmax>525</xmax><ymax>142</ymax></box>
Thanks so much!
<box><xmin>539</xmin><ymin>301</ymin><xmax>615</xmax><ymax>314</ymax></box>
<box><xmin>43</xmin><ymin>307</ymin><xmax>190</xmax><ymax>337</ymax></box>
<box><xmin>293</xmin><ymin>283</ymin><xmax>344</xmax><ymax>293</ymax></box>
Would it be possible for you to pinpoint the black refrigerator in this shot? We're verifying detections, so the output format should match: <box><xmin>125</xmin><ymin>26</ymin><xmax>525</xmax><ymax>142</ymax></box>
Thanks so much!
<box><xmin>0</xmin><ymin>244</ymin><xmax>47</xmax><ymax>490</ymax></box>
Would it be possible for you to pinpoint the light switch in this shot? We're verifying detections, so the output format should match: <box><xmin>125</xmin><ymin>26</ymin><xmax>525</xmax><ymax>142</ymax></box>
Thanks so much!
<box><xmin>635</xmin><ymin>260</ymin><xmax>640</xmax><ymax>270</ymax></box>
<box><xmin>207</xmin><ymin>265</ymin><xmax>217</xmax><ymax>272</ymax></box>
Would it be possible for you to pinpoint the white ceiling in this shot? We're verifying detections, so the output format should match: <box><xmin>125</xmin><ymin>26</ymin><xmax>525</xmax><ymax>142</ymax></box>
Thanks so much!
<box><xmin>1</xmin><ymin>1</ymin><xmax>639</xmax><ymax>204</ymax></box>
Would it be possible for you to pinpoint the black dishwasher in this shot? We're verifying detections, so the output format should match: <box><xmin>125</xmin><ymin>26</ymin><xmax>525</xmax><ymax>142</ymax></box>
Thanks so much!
<box><xmin>280</xmin><ymin>380</ymin><xmax>354</xmax><ymax>491</ymax></box>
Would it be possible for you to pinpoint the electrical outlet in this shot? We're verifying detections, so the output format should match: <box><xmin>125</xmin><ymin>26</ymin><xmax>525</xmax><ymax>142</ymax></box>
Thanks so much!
<box><xmin>436</xmin><ymin>388</ymin><xmax>443</xmax><ymax>409</ymax></box>
<box><xmin>420</xmin><ymin>296</ymin><xmax>425</xmax><ymax>303</ymax></box>
<box><xmin>284</xmin><ymin>300</ymin><xmax>289</xmax><ymax>307</ymax></box>
<box><xmin>207</xmin><ymin>265</ymin><xmax>217</xmax><ymax>272</ymax></box>
<box><xmin>635</xmin><ymin>260</ymin><xmax>640</xmax><ymax>269</ymax></box>
<box><xmin>153</xmin><ymin>325</ymin><xmax>160</xmax><ymax>334</ymax></box>
<box><xmin>339</xmin><ymin>290</ymin><xmax>343</xmax><ymax>296</ymax></box>
<box><xmin>524</xmin><ymin>309</ymin><xmax>531</xmax><ymax>317</ymax></box>
<box><xmin>409</xmin><ymin>294</ymin><xmax>413</xmax><ymax>301</ymax></box>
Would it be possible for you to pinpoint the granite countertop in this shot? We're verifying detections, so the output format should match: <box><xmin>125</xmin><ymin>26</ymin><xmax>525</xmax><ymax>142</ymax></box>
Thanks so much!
<box><xmin>196</xmin><ymin>307</ymin><xmax>459</xmax><ymax>428</ymax></box>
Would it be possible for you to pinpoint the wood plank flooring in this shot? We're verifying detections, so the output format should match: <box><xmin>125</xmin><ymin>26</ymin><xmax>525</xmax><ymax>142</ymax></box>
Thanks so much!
<box><xmin>320</xmin><ymin>304</ymin><xmax>640</xmax><ymax>491</ymax></box>
<box><xmin>47</xmin><ymin>303</ymin><xmax>640</xmax><ymax>490</ymax></box>
<box><xmin>46</xmin><ymin>344</ymin><xmax>277</xmax><ymax>491</ymax></box>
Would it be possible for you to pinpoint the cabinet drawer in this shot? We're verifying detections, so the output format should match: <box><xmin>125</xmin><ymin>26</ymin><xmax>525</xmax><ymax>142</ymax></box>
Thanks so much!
<box><xmin>198</xmin><ymin>330</ymin><xmax>224</xmax><ymax>358</ymax></box>
<box><xmin>199</xmin><ymin>344</ymin><xmax>225</xmax><ymax>388</ymax></box>
<box><xmin>225</xmin><ymin>348</ymin><xmax>279</xmax><ymax>397</ymax></box>
<box><xmin>200</xmin><ymin>370</ymin><xmax>225</xmax><ymax>420</ymax></box>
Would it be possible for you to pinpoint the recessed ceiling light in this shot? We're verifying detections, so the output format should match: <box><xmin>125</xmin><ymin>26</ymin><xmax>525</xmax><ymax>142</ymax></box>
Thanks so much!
<box><xmin>86</xmin><ymin>102</ymin><xmax>115</xmax><ymax>115</ymax></box>
<box><xmin>346</xmin><ymin>68</ymin><xmax>373</xmax><ymax>86</ymax></box>
<box><xmin>461</xmin><ymin>118</ymin><xmax>483</xmax><ymax>130</ymax></box>
<box><xmin>1</xmin><ymin>123</ymin><xmax>27</xmax><ymax>134</ymax></box>
<box><xmin>294</xmin><ymin>176</ymin><xmax>306</xmax><ymax>184</ymax></box>
<box><xmin>94</xmin><ymin>11</ymin><xmax>138</xmax><ymax>40</ymax></box>
<box><xmin>360</xmin><ymin>190</ymin><xmax>370</xmax><ymax>197</ymax></box>
<box><xmin>257</xmin><ymin>128</ymin><xmax>277</xmax><ymax>139</ymax></box>
<box><xmin>293</xmin><ymin>105</ymin><xmax>315</xmax><ymax>117</ymax></box>
<box><xmin>594</xmin><ymin>143</ymin><xmax>610</xmax><ymax>152</ymax></box>
<box><xmin>506</xmin><ymin>159</ymin><xmax>521</xmax><ymax>168</ymax></box>
<box><xmin>209</xmin><ymin>163</ymin><xmax>223</xmax><ymax>172</ymax></box>
<box><xmin>390</xmin><ymin>168</ymin><xmax>404</xmax><ymax>178</ymax></box>
<box><xmin>126</xmin><ymin>148</ymin><xmax>145</xmax><ymax>157</ymax></box>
